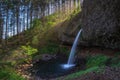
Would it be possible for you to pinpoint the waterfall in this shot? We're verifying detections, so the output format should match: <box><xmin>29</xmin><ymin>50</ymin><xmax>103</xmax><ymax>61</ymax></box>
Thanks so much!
<box><xmin>62</xmin><ymin>29</ymin><xmax>82</xmax><ymax>69</ymax></box>
<box><xmin>68</xmin><ymin>29</ymin><xmax>82</xmax><ymax>64</ymax></box>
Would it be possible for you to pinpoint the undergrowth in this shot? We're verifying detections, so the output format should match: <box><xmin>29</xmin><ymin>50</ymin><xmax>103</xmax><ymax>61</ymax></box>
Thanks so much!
<box><xmin>21</xmin><ymin>45</ymin><xmax>38</xmax><ymax>56</ymax></box>
<box><xmin>0</xmin><ymin>67</ymin><xmax>26</xmax><ymax>80</ymax></box>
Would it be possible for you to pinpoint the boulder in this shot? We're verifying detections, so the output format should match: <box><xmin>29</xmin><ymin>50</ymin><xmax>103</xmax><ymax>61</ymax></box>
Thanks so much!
<box><xmin>41</xmin><ymin>54</ymin><xmax>56</xmax><ymax>61</ymax></box>
<box><xmin>32</xmin><ymin>54</ymin><xmax>56</xmax><ymax>63</ymax></box>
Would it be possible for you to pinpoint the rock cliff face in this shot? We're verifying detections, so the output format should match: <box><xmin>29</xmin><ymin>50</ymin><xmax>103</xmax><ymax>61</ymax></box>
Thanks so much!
<box><xmin>59</xmin><ymin>0</ymin><xmax>120</xmax><ymax>49</ymax></box>
<box><xmin>58</xmin><ymin>13</ymin><xmax>82</xmax><ymax>45</ymax></box>
<box><xmin>81</xmin><ymin>0</ymin><xmax>120</xmax><ymax>49</ymax></box>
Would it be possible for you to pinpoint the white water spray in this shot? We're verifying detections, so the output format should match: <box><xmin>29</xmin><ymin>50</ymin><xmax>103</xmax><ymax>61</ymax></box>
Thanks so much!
<box><xmin>62</xmin><ymin>29</ymin><xmax>83</xmax><ymax>69</ymax></box>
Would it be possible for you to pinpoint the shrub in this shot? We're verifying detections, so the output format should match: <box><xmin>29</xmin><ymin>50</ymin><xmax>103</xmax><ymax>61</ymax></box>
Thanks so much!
<box><xmin>21</xmin><ymin>45</ymin><xmax>38</xmax><ymax>56</ymax></box>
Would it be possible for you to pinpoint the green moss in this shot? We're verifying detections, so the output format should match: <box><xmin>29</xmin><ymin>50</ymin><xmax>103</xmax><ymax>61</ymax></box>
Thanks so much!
<box><xmin>86</xmin><ymin>55</ymin><xmax>108</xmax><ymax>68</ymax></box>
<box><xmin>58</xmin><ymin>67</ymin><xmax>99</xmax><ymax>80</ymax></box>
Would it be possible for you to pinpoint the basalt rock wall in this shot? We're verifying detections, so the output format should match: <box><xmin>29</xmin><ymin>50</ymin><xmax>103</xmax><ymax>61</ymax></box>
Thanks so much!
<box><xmin>81</xmin><ymin>0</ymin><xmax>120</xmax><ymax>49</ymax></box>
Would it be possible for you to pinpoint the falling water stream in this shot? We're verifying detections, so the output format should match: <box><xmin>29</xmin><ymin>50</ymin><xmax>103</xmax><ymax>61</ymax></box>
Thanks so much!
<box><xmin>62</xmin><ymin>29</ymin><xmax>82</xmax><ymax>69</ymax></box>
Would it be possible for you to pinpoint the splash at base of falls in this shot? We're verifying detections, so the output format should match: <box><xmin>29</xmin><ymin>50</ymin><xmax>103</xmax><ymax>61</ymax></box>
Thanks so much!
<box><xmin>61</xmin><ymin>64</ymin><xmax>75</xmax><ymax>69</ymax></box>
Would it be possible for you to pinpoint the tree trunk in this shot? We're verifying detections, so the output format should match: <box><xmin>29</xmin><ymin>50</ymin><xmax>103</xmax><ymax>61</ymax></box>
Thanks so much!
<box><xmin>5</xmin><ymin>9</ymin><xmax>8</xmax><ymax>45</ymax></box>
<box><xmin>0</xmin><ymin>16</ymin><xmax>3</xmax><ymax>43</ymax></box>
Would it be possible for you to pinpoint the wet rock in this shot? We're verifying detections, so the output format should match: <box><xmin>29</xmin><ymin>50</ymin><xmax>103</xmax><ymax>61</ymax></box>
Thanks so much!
<box><xmin>41</xmin><ymin>54</ymin><xmax>56</xmax><ymax>61</ymax></box>
<box><xmin>32</xmin><ymin>54</ymin><xmax>57</xmax><ymax>63</ymax></box>
<box><xmin>33</xmin><ymin>54</ymin><xmax>57</xmax><ymax>63</ymax></box>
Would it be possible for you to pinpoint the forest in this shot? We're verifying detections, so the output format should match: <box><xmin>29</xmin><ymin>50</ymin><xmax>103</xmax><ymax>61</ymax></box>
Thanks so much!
<box><xmin>0</xmin><ymin>0</ymin><xmax>120</xmax><ymax>80</ymax></box>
